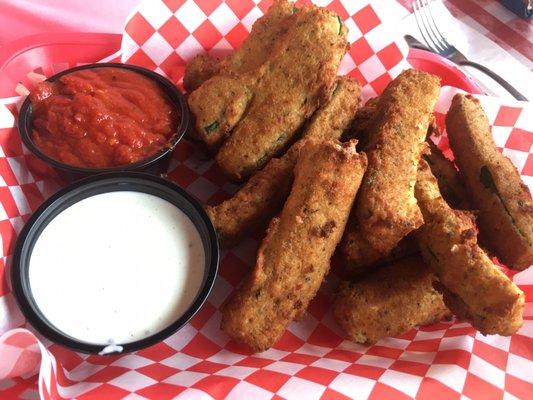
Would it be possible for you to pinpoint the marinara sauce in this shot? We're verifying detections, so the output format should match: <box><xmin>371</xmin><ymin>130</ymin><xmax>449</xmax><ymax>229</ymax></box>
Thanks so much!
<box><xmin>29</xmin><ymin>67</ymin><xmax>179</xmax><ymax>168</ymax></box>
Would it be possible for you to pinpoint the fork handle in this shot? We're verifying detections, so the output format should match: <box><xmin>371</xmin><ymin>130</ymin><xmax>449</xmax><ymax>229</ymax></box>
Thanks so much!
<box><xmin>458</xmin><ymin>60</ymin><xmax>528</xmax><ymax>101</ymax></box>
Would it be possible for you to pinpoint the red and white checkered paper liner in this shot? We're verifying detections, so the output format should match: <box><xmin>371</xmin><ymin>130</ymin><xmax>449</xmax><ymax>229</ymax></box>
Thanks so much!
<box><xmin>1</xmin><ymin>1</ymin><xmax>532</xmax><ymax>399</ymax></box>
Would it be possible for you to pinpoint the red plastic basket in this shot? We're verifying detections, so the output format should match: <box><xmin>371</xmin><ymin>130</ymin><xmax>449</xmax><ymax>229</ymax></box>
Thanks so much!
<box><xmin>0</xmin><ymin>32</ymin><xmax>121</xmax><ymax>98</ymax></box>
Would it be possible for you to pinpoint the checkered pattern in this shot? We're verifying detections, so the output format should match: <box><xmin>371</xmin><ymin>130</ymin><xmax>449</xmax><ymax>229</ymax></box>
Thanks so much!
<box><xmin>0</xmin><ymin>1</ymin><xmax>532</xmax><ymax>399</ymax></box>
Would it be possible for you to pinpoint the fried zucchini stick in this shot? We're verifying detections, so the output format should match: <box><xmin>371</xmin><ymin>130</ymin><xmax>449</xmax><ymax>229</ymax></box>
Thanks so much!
<box><xmin>216</xmin><ymin>6</ymin><xmax>348</xmax><ymax>180</ymax></box>
<box><xmin>345</xmin><ymin>94</ymin><xmax>469</xmax><ymax>213</ymax></box>
<box><xmin>415</xmin><ymin>160</ymin><xmax>524</xmax><ymax>335</ymax></box>
<box><xmin>222</xmin><ymin>140</ymin><xmax>367</xmax><ymax>351</ymax></box>
<box><xmin>301</xmin><ymin>77</ymin><xmax>361</xmax><ymax>141</ymax></box>
<box><xmin>207</xmin><ymin>146</ymin><xmax>298</xmax><ymax>246</ymax></box>
<box><xmin>347</xmin><ymin>100</ymin><xmax>469</xmax><ymax>210</ymax></box>
<box><xmin>341</xmin><ymin>69</ymin><xmax>440</xmax><ymax>270</ymax></box>
<box><xmin>187</xmin><ymin>1</ymin><xmax>298</xmax><ymax>149</ymax></box>
<box><xmin>334</xmin><ymin>255</ymin><xmax>450</xmax><ymax>344</ymax></box>
<box><xmin>207</xmin><ymin>77</ymin><xmax>361</xmax><ymax>245</ymax></box>
<box><xmin>188</xmin><ymin>73</ymin><xmax>254</xmax><ymax>149</ymax></box>
<box><xmin>183</xmin><ymin>0</ymin><xmax>295</xmax><ymax>92</ymax></box>
<box><xmin>446</xmin><ymin>94</ymin><xmax>533</xmax><ymax>270</ymax></box>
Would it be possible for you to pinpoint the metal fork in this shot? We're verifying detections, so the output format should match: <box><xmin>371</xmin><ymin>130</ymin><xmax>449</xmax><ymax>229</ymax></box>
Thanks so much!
<box><xmin>413</xmin><ymin>0</ymin><xmax>527</xmax><ymax>101</ymax></box>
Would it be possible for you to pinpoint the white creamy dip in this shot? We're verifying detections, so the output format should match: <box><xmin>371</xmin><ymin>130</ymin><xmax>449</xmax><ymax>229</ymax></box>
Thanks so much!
<box><xmin>29</xmin><ymin>191</ymin><xmax>205</xmax><ymax>345</ymax></box>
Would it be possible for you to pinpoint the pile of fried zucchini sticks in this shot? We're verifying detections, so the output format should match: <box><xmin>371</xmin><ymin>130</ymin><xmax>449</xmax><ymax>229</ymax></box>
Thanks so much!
<box><xmin>184</xmin><ymin>0</ymin><xmax>532</xmax><ymax>351</ymax></box>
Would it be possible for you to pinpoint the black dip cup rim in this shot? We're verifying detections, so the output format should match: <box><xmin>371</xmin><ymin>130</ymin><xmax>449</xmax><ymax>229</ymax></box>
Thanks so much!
<box><xmin>11</xmin><ymin>171</ymin><xmax>219</xmax><ymax>355</ymax></box>
<box><xmin>17</xmin><ymin>62</ymin><xmax>189</xmax><ymax>177</ymax></box>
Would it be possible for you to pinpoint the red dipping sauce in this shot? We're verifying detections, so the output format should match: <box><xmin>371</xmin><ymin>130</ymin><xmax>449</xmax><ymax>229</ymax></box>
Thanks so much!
<box><xmin>29</xmin><ymin>67</ymin><xmax>179</xmax><ymax>169</ymax></box>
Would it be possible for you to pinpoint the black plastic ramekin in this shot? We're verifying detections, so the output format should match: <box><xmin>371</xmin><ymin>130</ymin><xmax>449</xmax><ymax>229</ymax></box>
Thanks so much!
<box><xmin>17</xmin><ymin>63</ymin><xmax>189</xmax><ymax>180</ymax></box>
<box><xmin>11</xmin><ymin>172</ymin><xmax>218</xmax><ymax>354</ymax></box>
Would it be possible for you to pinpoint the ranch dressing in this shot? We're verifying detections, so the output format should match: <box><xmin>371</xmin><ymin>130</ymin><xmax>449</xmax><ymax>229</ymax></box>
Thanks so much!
<box><xmin>29</xmin><ymin>191</ymin><xmax>205</xmax><ymax>345</ymax></box>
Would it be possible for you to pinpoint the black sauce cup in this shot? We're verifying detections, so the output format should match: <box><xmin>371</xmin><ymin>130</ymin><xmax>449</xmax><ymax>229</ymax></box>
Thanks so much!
<box><xmin>17</xmin><ymin>63</ymin><xmax>189</xmax><ymax>181</ymax></box>
<box><xmin>11</xmin><ymin>172</ymin><xmax>219</xmax><ymax>354</ymax></box>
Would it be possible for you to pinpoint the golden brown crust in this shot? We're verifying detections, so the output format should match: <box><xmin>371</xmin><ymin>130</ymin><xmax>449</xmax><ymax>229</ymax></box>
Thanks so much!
<box><xmin>183</xmin><ymin>54</ymin><xmax>221</xmax><ymax>93</ymax></box>
<box><xmin>207</xmin><ymin>77</ymin><xmax>361</xmax><ymax>246</ymax></box>
<box><xmin>187</xmin><ymin>1</ymin><xmax>297</xmax><ymax>149</ymax></box>
<box><xmin>220</xmin><ymin>0</ymin><xmax>296</xmax><ymax>75</ymax></box>
<box><xmin>302</xmin><ymin>76</ymin><xmax>361</xmax><ymax>141</ymax></box>
<box><xmin>341</xmin><ymin>69</ymin><xmax>440</xmax><ymax>270</ymax></box>
<box><xmin>188</xmin><ymin>75</ymin><xmax>253</xmax><ymax>149</ymax></box>
<box><xmin>346</xmin><ymin>99</ymin><xmax>469</xmax><ymax>210</ymax></box>
<box><xmin>221</xmin><ymin>140</ymin><xmax>367</xmax><ymax>351</ymax></box>
<box><xmin>445</xmin><ymin>94</ymin><xmax>533</xmax><ymax>270</ymax></box>
<box><xmin>206</xmin><ymin>146</ymin><xmax>298</xmax><ymax>246</ymax></box>
<box><xmin>414</xmin><ymin>160</ymin><xmax>524</xmax><ymax>335</ymax></box>
<box><xmin>183</xmin><ymin>0</ymin><xmax>295</xmax><ymax>92</ymax></box>
<box><xmin>424</xmin><ymin>140</ymin><xmax>470</xmax><ymax>210</ymax></box>
<box><xmin>334</xmin><ymin>255</ymin><xmax>450</xmax><ymax>345</ymax></box>
<box><xmin>216</xmin><ymin>6</ymin><xmax>348</xmax><ymax>180</ymax></box>
<box><xmin>341</xmin><ymin>224</ymin><xmax>383</xmax><ymax>274</ymax></box>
